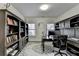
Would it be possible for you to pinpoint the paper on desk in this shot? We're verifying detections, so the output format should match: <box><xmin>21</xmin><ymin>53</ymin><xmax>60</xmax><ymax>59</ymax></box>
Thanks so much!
<box><xmin>68</xmin><ymin>38</ymin><xmax>79</xmax><ymax>41</ymax></box>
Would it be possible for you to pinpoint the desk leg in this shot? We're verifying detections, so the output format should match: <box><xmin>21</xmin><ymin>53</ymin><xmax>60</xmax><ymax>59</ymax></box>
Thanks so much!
<box><xmin>42</xmin><ymin>41</ymin><xmax>44</xmax><ymax>52</ymax></box>
<box><xmin>43</xmin><ymin>42</ymin><xmax>44</xmax><ymax>52</ymax></box>
<box><xmin>52</xmin><ymin>41</ymin><xmax>54</xmax><ymax>52</ymax></box>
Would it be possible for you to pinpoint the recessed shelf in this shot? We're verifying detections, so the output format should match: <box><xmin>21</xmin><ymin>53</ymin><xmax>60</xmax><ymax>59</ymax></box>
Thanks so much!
<box><xmin>7</xmin><ymin>32</ymin><xmax>18</xmax><ymax>36</ymax></box>
<box><xmin>7</xmin><ymin>24</ymin><xmax>18</xmax><ymax>27</ymax></box>
<box><xmin>7</xmin><ymin>49</ymin><xmax>19</xmax><ymax>56</ymax></box>
<box><xmin>6</xmin><ymin>40</ymin><xmax>19</xmax><ymax>48</ymax></box>
<box><xmin>21</xmin><ymin>26</ymin><xmax>24</xmax><ymax>28</ymax></box>
<box><xmin>71</xmin><ymin>21</ymin><xmax>79</xmax><ymax>24</ymax></box>
<box><xmin>7</xmin><ymin>45</ymin><xmax>18</xmax><ymax>55</ymax></box>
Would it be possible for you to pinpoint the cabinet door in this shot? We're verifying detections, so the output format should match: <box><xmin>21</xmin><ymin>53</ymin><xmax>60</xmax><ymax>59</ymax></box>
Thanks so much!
<box><xmin>65</xmin><ymin>20</ymin><xmax>70</xmax><ymax>28</ymax></box>
<box><xmin>63</xmin><ymin>29</ymin><xmax>74</xmax><ymax>37</ymax></box>
<box><xmin>59</xmin><ymin>22</ymin><xmax>64</xmax><ymax>29</ymax></box>
<box><xmin>60</xmin><ymin>29</ymin><xmax>64</xmax><ymax>35</ymax></box>
<box><xmin>75</xmin><ymin>29</ymin><xmax>79</xmax><ymax>38</ymax></box>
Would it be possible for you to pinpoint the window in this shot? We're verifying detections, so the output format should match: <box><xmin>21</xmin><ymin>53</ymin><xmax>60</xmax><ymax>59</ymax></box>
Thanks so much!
<box><xmin>47</xmin><ymin>24</ymin><xmax>55</xmax><ymax>36</ymax></box>
<box><xmin>28</xmin><ymin>24</ymin><xmax>35</xmax><ymax>36</ymax></box>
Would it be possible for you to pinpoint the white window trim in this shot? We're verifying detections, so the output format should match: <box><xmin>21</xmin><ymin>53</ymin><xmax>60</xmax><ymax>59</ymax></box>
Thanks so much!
<box><xmin>28</xmin><ymin>24</ymin><xmax>36</xmax><ymax>36</ymax></box>
<box><xmin>46</xmin><ymin>24</ymin><xmax>55</xmax><ymax>37</ymax></box>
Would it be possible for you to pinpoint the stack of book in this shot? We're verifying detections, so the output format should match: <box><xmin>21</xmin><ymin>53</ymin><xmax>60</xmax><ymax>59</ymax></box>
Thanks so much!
<box><xmin>13</xmin><ymin>20</ymin><xmax>18</xmax><ymax>26</ymax></box>
<box><xmin>12</xmin><ymin>44</ymin><xmax>18</xmax><ymax>49</ymax></box>
<box><xmin>6</xmin><ymin>35</ymin><xmax>18</xmax><ymax>46</ymax></box>
<box><xmin>7</xmin><ymin>48</ymin><xmax>13</xmax><ymax>55</ymax></box>
<box><xmin>6</xmin><ymin>43</ymin><xmax>18</xmax><ymax>56</ymax></box>
<box><xmin>7</xmin><ymin>17</ymin><xmax>14</xmax><ymax>25</ymax></box>
<box><xmin>7</xmin><ymin>17</ymin><xmax>18</xmax><ymax>26</ymax></box>
<box><xmin>11</xmin><ymin>50</ymin><xmax>18</xmax><ymax>56</ymax></box>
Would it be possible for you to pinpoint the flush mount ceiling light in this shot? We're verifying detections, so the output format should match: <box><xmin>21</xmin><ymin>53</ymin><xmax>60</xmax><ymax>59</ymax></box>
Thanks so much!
<box><xmin>40</xmin><ymin>4</ymin><xmax>49</xmax><ymax>11</ymax></box>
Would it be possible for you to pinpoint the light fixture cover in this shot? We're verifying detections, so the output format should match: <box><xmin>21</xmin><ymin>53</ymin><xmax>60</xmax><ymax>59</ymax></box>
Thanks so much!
<box><xmin>40</xmin><ymin>4</ymin><xmax>49</xmax><ymax>11</ymax></box>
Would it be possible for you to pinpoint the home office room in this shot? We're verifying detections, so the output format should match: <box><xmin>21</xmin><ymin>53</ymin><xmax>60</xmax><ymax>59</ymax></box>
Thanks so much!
<box><xmin>0</xmin><ymin>2</ymin><xmax>79</xmax><ymax>57</ymax></box>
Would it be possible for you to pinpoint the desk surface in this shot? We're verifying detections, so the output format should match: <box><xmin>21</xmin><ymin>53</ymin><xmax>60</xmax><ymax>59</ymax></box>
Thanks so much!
<box><xmin>42</xmin><ymin>38</ymin><xmax>53</xmax><ymax>52</ymax></box>
<box><xmin>68</xmin><ymin>38</ymin><xmax>79</xmax><ymax>44</ymax></box>
<box><xmin>42</xmin><ymin>38</ymin><xmax>53</xmax><ymax>41</ymax></box>
<box><xmin>67</xmin><ymin>38</ymin><xmax>79</xmax><ymax>48</ymax></box>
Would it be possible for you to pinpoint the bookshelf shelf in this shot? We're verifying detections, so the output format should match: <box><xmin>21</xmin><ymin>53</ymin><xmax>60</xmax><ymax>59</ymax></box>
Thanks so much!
<box><xmin>70</xmin><ymin>16</ymin><xmax>79</xmax><ymax>27</ymax></box>
<box><xmin>7</xmin><ymin>32</ymin><xmax>18</xmax><ymax>36</ymax></box>
<box><xmin>6</xmin><ymin>40</ymin><xmax>19</xmax><ymax>48</ymax></box>
<box><xmin>21</xmin><ymin>26</ymin><xmax>24</xmax><ymax>28</ymax></box>
<box><xmin>7</xmin><ymin>49</ymin><xmax>19</xmax><ymax>56</ymax></box>
<box><xmin>71</xmin><ymin>21</ymin><xmax>79</xmax><ymax>24</ymax></box>
<box><xmin>7</xmin><ymin>24</ymin><xmax>18</xmax><ymax>27</ymax></box>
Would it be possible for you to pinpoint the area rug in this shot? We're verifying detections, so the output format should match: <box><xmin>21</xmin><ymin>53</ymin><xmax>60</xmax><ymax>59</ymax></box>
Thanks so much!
<box><xmin>32</xmin><ymin>44</ymin><xmax>54</xmax><ymax>54</ymax></box>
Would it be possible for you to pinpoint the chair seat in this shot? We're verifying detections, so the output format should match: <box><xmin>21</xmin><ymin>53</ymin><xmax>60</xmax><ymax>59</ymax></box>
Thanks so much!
<box><xmin>53</xmin><ymin>35</ymin><xmax>67</xmax><ymax>56</ymax></box>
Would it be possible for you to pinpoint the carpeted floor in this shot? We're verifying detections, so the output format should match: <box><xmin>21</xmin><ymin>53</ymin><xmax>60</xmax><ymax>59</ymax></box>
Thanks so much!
<box><xmin>18</xmin><ymin>42</ymin><xmax>70</xmax><ymax>56</ymax></box>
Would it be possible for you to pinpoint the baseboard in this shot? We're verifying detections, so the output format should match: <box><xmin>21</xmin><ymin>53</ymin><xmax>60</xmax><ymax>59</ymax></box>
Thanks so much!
<box><xmin>28</xmin><ymin>41</ymin><xmax>41</xmax><ymax>42</ymax></box>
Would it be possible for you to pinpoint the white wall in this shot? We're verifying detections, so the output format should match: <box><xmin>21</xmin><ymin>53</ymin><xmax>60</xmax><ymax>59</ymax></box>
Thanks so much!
<box><xmin>56</xmin><ymin>4</ymin><xmax>79</xmax><ymax>22</ymax></box>
<box><xmin>26</xmin><ymin>17</ymin><xmax>57</xmax><ymax>41</ymax></box>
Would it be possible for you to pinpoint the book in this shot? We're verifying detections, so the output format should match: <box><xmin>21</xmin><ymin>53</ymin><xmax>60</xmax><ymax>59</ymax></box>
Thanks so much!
<box><xmin>12</xmin><ymin>43</ymin><xmax>18</xmax><ymax>49</ymax></box>
<box><xmin>6</xmin><ymin>48</ymin><xmax>13</xmax><ymax>55</ymax></box>
<box><xmin>6</xmin><ymin>37</ymin><xmax>9</xmax><ymax>44</ymax></box>
<box><xmin>11</xmin><ymin>50</ymin><xmax>18</xmax><ymax>56</ymax></box>
<box><xmin>12</xmin><ymin>35</ymin><xmax>18</xmax><ymax>41</ymax></box>
<box><xmin>10</xmin><ymin>36</ymin><xmax>14</xmax><ymax>42</ymax></box>
<box><xmin>8</xmin><ymin>37</ymin><xmax>11</xmax><ymax>43</ymax></box>
<box><xmin>13</xmin><ymin>20</ymin><xmax>18</xmax><ymax>26</ymax></box>
<box><xmin>7</xmin><ymin>17</ymin><xmax>14</xmax><ymax>25</ymax></box>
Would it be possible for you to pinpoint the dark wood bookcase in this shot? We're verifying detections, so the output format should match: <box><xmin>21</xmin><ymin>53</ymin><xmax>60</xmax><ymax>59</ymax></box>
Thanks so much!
<box><xmin>0</xmin><ymin>10</ymin><xmax>28</xmax><ymax>56</ymax></box>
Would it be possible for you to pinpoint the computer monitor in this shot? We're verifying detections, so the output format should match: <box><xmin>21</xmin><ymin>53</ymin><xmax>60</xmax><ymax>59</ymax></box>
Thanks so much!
<box><xmin>48</xmin><ymin>30</ymin><xmax>55</xmax><ymax>37</ymax></box>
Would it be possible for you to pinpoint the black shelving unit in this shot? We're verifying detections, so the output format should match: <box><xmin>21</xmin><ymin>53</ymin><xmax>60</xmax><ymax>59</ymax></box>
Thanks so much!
<box><xmin>67</xmin><ymin>42</ymin><xmax>79</xmax><ymax>56</ymax></box>
<box><xmin>19</xmin><ymin>21</ymin><xmax>29</xmax><ymax>50</ymax></box>
<box><xmin>55</xmin><ymin>23</ymin><xmax>60</xmax><ymax>30</ymax></box>
<box><xmin>70</xmin><ymin>17</ymin><xmax>79</xmax><ymax>27</ymax></box>
<box><xmin>25</xmin><ymin>24</ymin><xmax>28</xmax><ymax>42</ymax></box>
<box><xmin>54</xmin><ymin>14</ymin><xmax>79</xmax><ymax>56</ymax></box>
<box><xmin>20</xmin><ymin>21</ymin><xmax>25</xmax><ymax>38</ymax></box>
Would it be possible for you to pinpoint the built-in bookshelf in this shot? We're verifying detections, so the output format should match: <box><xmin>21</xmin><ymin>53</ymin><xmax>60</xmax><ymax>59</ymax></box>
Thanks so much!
<box><xmin>55</xmin><ymin>14</ymin><xmax>79</xmax><ymax>38</ymax></box>
<box><xmin>25</xmin><ymin>24</ymin><xmax>28</xmax><ymax>41</ymax></box>
<box><xmin>70</xmin><ymin>16</ymin><xmax>79</xmax><ymax>27</ymax></box>
<box><xmin>6</xmin><ymin>15</ymin><xmax>19</xmax><ymax>56</ymax></box>
<box><xmin>0</xmin><ymin>10</ymin><xmax>28</xmax><ymax>56</ymax></box>
<box><xmin>20</xmin><ymin>21</ymin><xmax>25</xmax><ymax>38</ymax></box>
<box><xmin>54</xmin><ymin>14</ymin><xmax>79</xmax><ymax>56</ymax></box>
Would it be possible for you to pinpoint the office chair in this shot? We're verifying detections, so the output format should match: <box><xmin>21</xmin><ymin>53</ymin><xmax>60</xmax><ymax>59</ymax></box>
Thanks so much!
<box><xmin>53</xmin><ymin>35</ymin><xmax>68</xmax><ymax>56</ymax></box>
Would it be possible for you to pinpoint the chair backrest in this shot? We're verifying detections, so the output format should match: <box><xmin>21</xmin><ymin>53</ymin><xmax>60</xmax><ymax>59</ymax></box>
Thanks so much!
<box><xmin>53</xmin><ymin>35</ymin><xmax>67</xmax><ymax>50</ymax></box>
<box><xmin>58</xmin><ymin>35</ymin><xmax>67</xmax><ymax>50</ymax></box>
<box><xmin>53</xmin><ymin>35</ymin><xmax>59</xmax><ymax>48</ymax></box>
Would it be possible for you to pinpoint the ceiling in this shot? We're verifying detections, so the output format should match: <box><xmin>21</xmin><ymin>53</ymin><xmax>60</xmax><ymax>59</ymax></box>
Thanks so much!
<box><xmin>12</xmin><ymin>3</ymin><xmax>78</xmax><ymax>17</ymax></box>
